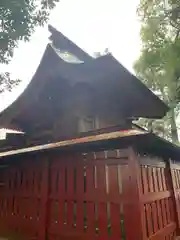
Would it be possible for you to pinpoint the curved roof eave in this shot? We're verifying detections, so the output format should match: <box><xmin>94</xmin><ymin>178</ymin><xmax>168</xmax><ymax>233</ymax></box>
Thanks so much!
<box><xmin>0</xmin><ymin>44</ymin><xmax>87</xmax><ymax>128</ymax></box>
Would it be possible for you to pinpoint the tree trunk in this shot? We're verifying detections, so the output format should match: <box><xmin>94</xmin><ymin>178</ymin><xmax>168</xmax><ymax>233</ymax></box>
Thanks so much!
<box><xmin>170</xmin><ymin>108</ymin><xmax>179</xmax><ymax>143</ymax></box>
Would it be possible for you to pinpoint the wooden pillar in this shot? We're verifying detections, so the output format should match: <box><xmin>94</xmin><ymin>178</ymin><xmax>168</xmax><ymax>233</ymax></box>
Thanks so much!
<box><xmin>39</xmin><ymin>156</ymin><xmax>49</xmax><ymax>240</ymax></box>
<box><xmin>125</xmin><ymin>147</ymin><xmax>145</xmax><ymax>240</ymax></box>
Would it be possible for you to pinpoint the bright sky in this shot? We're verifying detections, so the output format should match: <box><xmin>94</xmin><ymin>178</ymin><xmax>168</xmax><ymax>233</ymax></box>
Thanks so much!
<box><xmin>0</xmin><ymin>0</ymin><xmax>141</xmax><ymax>111</ymax></box>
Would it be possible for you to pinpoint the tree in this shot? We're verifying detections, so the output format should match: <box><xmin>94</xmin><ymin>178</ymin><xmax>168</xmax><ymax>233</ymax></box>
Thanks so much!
<box><xmin>0</xmin><ymin>0</ymin><xmax>59</xmax><ymax>93</ymax></box>
<box><xmin>0</xmin><ymin>72</ymin><xmax>21</xmax><ymax>93</ymax></box>
<box><xmin>134</xmin><ymin>0</ymin><xmax>180</xmax><ymax>143</ymax></box>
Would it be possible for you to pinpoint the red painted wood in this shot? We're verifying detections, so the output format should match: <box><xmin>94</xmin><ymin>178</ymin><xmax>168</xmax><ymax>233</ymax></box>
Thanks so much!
<box><xmin>151</xmin><ymin>202</ymin><xmax>159</xmax><ymax>233</ymax></box>
<box><xmin>152</xmin><ymin>167</ymin><xmax>159</xmax><ymax>192</ymax></box>
<box><xmin>169</xmin><ymin>198</ymin><xmax>175</xmax><ymax>222</ymax></box>
<box><xmin>161</xmin><ymin>168</ymin><xmax>166</xmax><ymax>191</ymax></box>
<box><xmin>86</xmin><ymin>165</ymin><xmax>96</xmax><ymax>237</ymax></box>
<box><xmin>86</xmin><ymin>202</ymin><xmax>96</xmax><ymax>237</ymax></box>
<box><xmin>58</xmin><ymin>165</ymin><xmax>65</xmax><ymax>226</ymax></box>
<box><xmin>148</xmin><ymin>167</ymin><xmax>154</xmax><ymax>193</ymax></box>
<box><xmin>98</xmin><ymin>202</ymin><xmax>108</xmax><ymax>238</ymax></box>
<box><xmin>161</xmin><ymin>199</ymin><xmax>168</xmax><ymax>227</ymax></box>
<box><xmin>123</xmin><ymin>149</ymin><xmax>144</xmax><ymax>240</ymax></box>
<box><xmin>177</xmin><ymin>170</ymin><xmax>180</xmax><ymax>189</ymax></box>
<box><xmin>108</xmin><ymin>165</ymin><xmax>119</xmax><ymax>196</ymax></box>
<box><xmin>145</xmin><ymin>203</ymin><xmax>153</xmax><ymax>237</ymax></box>
<box><xmin>76</xmin><ymin>164</ymin><xmax>84</xmax><ymax>232</ymax></box>
<box><xmin>142</xmin><ymin>167</ymin><xmax>148</xmax><ymax>194</ymax></box>
<box><xmin>66</xmin><ymin>200</ymin><xmax>74</xmax><ymax>229</ymax></box>
<box><xmin>174</xmin><ymin>170</ymin><xmax>178</xmax><ymax>189</ymax></box>
<box><xmin>157</xmin><ymin>168</ymin><xmax>163</xmax><ymax>192</ymax></box>
<box><xmin>76</xmin><ymin>200</ymin><xmax>84</xmax><ymax>232</ymax></box>
<box><xmin>168</xmin><ymin>159</ymin><xmax>180</xmax><ymax>233</ymax></box>
<box><xmin>50</xmin><ymin>167</ymin><xmax>57</xmax><ymax>196</ymax></box>
<box><xmin>140</xmin><ymin>158</ymin><xmax>178</xmax><ymax>240</ymax></box>
<box><xmin>142</xmin><ymin>190</ymin><xmax>171</xmax><ymax>203</ymax></box>
<box><xmin>66</xmin><ymin>162</ymin><xmax>74</xmax><ymax>230</ymax></box>
<box><xmin>148</xmin><ymin>222</ymin><xmax>176</xmax><ymax>240</ymax></box>
<box><xmin>96</xmin><ymin>164</ymin><xmax>106</xmax><ymax>197</ymax></box>
<box><xmin>110</xmin><ymin>203</ymin><xmax>122</xmax><ymax>238</ymax></box>
<box><xmin>0</xmin><ymin>149</ymin><xmax>179</xmax><ymax>240</ymax></box>
<box><xmin>39</xmin><ymin>158</ymin><xmax>49</xmax><ymax>240</ymax></box>
<box><xmin>165</xmin><ymin>198</ymin><xmax>171</xmax><ymax>224</ymax></box>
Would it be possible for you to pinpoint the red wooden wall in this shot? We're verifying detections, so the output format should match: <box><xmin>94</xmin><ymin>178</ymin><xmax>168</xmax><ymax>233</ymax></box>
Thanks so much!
<box><xmin>0</xmin><ymin>147</ymin><xmax>179</xmax><ymax>239</ymax></box>
<box><xmin>139</xmin><ymin>157</ymin><xmax>177</xmax><ymax>239</ymax></box>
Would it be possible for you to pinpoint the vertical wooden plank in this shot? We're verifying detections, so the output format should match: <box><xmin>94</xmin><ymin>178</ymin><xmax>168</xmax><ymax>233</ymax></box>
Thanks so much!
<box><xmin>66</xmin><ymin>200</ymin><xmax>74</xmax><ymax>229</ymax></box>
<box><xmin>66</xmin><ymin>160</ymin><xmax>74</xmax><ymax>230</ymax></box>
<box><xmin>8</xmin><ymin>169</ymin><xmax>14</xmax><ymax>230</ymax></box>
<box><xmin>177</xmin><ymin>170</ymin><xmax>180</xmax><ymax>189</ymax></box>
<box><xmin>33</xmin><ymin>169</ymin><xmax>39</xmax><ymax>197</ymax></box>
<box><xmin>176</xmin><ymin>169</ymin><xmax>179</xmax><ymax>189</ymax></box>
<box><xmin>39</xmin><ymin>157</ymin><xmax>49</xmax><ymax>240</ymax></box>
<box><xmin>152</xmin><ymin>167</ymin><xmax>159</xmax><ymax>192</ymax></box>
<box><xmin>142</xmin><ymin>167</ymin><xmax>148</xmax><ymax>194</ymax></box>
<box><xmin>19</xmin><ymin>167</ymin><xmax>25</xmax><ymax>233</ymax></box>
<box><xmin>96</xmin><ymin>164</ymin><xmax>106</xmax><ymax>196</ymax></box>
<box><xmin>76</xmin><ymin>163</ymin><xmax>84</xmax><ymax>232</ymax></box>
<box><xmin>161</xmin><ymin>199</ymin><xmax>168</xmax><ymax>227</ymax></box>
<box><xmin>110</xmin><ymin>203</ymin><xmax>122</xmax><ymax>238</ymax></box>
<box><xmin>157</xmin><ymin>168</ymin><xmax>163</xmax><ymax>192</ymax></box>
<box><xmin>169</xmin><ymin>198</ymin><xmax>175</xmax><ymax>222</ymax></box>
<box><xmin>168</xmin><ymin>159</ymin><xmax>180</xmax><ymax>232</ymax></box>
<box><xmin>58</xmin><ymin>162</ymin><xmax>65</xmax><ymax>229</ymax></box>
<box><xmin>161</xmin><ymin>168</ymin><xmax>166</xmax><ymax>191</ymax></box>
<box><xmin>67</xmin><ymin>161</ymin><xmax>74</xmax><ymax>198</ymax></box>
<box><xmin>26</xmin><ymin>166</ymin><xmax>32</xmax><ymax>234</ymax></box>
<box><xmin>151</xmin><ymin>202</ymin><xmax>159</xmax><ymax>233</ymax></box>
<box><xmin>165</xmin><ymin>198</ymin><xmax>171</xmax><ymax>224</ymax></box>
<box><xmin>108</xmin><ymin>164</ymin><xmax>123</xmax><ymax>238</ymax></box>
<box><xmin>156</xmin><ymin>200</ymin><xmax>163</xmax><ymax>229</ymax></box>
<box><xmin>50</xmin><ymin>167</ymin><xmax>57</xmax><ymax>197</ymax></box>
<box><xmin>121</xmin><ymin>162</ymin><xmax>134</xmax><ymax>240</ymax></box>
<box><xmin>148</xmin><ymin>166</ymin><xmax>154</xmax><ymax>193</ymax></box>
<box><xmin>108</xmin><ymin>165</ymin><xmax>119</xmax><ymax>196</ymax></box>
<box><xmin>86</xmin><ymin>202</ymin><xmax>96</xmax><ymax>237</ymax></box>
<box><xmin>174</xmin><ymin>170</ymin><xmax>179</xmax><ymax>189</ymax></box>
<box><xmin>86</xmin><ymin>165</ymin><xmax>96</xmax><ymax>237</ymax></box>
<box><xmin>122</xmin><ymin>148</ymin><xmax>144</xmax><ymax>240</ymax></box>
<box><xmin>96</xmin><ymin>162</ymin><xmax>108</xmax><ymax>238</ymax></box>
<box><xmin>31</xmin><ymin>198</ymin><xmax>37</xmax><ymax>229</ymax></box>
<box><xmin>32</xmin><ymin>167</ymin><xmax>39</xmax><ymax>231</ymax></box>
<box><xmin>98</xmin><ymin>202</ymin><xmax>108</xmax><ymax>238</ymax></box>
<box><xmin>138</xmin><ymin>167</ymin><xmax>143</xmax><ymax>196</ymax></box>
<box><xmin>145</xmin><ymin>203</ymin><xmax>153</xmax><ymax>237</ymax></box>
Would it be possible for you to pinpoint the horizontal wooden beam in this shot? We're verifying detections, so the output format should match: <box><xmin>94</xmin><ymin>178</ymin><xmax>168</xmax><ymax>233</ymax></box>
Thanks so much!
<box><xmin>0</xmin><ymin>129</ymin><xmax>145</xmax><ymax>158</ymax></box>
<box><xmin>141</xmin><ymin>191</ymin><xmax>171</xmax><ymax>204</ymax></box>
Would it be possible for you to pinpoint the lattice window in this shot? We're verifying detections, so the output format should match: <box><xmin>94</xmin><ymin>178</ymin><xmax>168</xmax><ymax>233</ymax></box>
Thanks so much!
<box><xmin>78</xmin><ymin>116</ymin><xmax>96</xmax><ymax>132</ymax></box>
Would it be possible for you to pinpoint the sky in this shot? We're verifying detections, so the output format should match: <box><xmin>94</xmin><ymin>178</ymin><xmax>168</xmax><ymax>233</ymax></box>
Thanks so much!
<box><xmin>0</xmin><ymin>0</ymin><xmax>141</xmax><ymax>111</ymax></box>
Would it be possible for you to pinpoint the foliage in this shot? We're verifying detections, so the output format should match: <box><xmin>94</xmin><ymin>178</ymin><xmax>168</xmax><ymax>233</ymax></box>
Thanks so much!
<box><xmin>134</xmin><ymin>0</ymin><xmax>180</xmax><ymax>142</ymax></box>
<box><xmin>0</xmin><ymin>72</ymin><xmax>21</xmax><ymax>93</ymax></box>
<box><xmin>0</xmin><ymin>0</ymin><xmax>59</xmax><ymax>93</ymax></box>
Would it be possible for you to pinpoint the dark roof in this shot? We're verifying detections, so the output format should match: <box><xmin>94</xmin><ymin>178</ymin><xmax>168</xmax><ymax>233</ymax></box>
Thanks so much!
<box><xmin>0</xmin><ymin>27</ymin><xmax>168</xmax><ymax>131</ymax></box>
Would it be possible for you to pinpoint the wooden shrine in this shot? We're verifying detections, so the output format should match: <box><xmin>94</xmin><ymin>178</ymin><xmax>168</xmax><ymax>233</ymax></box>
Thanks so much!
<box><xmin>0</xmin><ymin>25</ymin><xmax>168</xmax><ymax>148</ymax></box>
<box><xmin>0</xmin><ymin>26</ymin><xmax>179</xmax><ymax>240</ymax></box>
